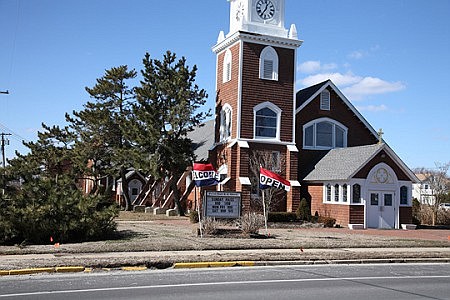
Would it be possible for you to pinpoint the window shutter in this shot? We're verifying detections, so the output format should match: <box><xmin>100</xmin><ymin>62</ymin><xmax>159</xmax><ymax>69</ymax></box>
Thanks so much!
<box><xmin>263</xmin><ymin>60</ymin><xmax>273</xmax><ymax>79</ymax></box>
<box><xmin>320</xmin><ymin>90</ymin><xmax>330</xmax><ymax>110</ymax></box>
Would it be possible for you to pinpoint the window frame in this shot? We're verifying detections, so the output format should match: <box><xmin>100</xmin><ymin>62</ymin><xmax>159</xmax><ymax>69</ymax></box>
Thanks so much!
<box><xmin>400</xmin><ymin>186</ymin><xmax>408</xmax><ymax>205</ymax></box>
<box><xmin>222</xmin><ymin>49</ymin><xmax>232</xmax><ymax>83</ymax></box>
<box><xmin>220</xmin><ymin>104</ymin><xmax>232</xmax><ymax>142</ymax></box>
<box><xmin>259</xmin><ymin>46</ymin><xmax>279</xmax><ymax>81</ymax></box>
<box><xmin>352</xmin><ymin>184</ymin><xmax>361</xmax><ymax>204</ymax></box>
<box><xmin>320</xmin><ymin>89</ymin><xmax>330</xmax><ymax>110</ymax></box>
<box><xmin>253</xmin><ymin>102</ymin><xmax>281</xmax><ymax>140</ymax></box>
<box><xmin>303</xmin><ymin>118</ymin><xmax>348</xmax><ymax>150</ymax></box>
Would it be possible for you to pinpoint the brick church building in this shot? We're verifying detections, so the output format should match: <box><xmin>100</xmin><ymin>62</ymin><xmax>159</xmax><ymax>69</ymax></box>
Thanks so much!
<box><xmin>194</xmin><ymin>0</ymin><xmax>418</xmax><ymax>229</ymax></box>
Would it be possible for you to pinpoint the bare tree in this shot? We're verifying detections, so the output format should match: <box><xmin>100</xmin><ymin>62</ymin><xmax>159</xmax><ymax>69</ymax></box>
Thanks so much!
<box><xmin>248</xmin><ymin>150</ymin><xmax>287</xmax><ymax>215</ymax></box>
<box><xmin>415</xmin><ymin>162</ymin><xmax>450</xmax><ymax>225</ymax></box>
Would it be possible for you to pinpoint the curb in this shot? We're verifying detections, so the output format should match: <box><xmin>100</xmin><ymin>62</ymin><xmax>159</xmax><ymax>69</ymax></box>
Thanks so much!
<box><xmin>173</xmin><ymin>261</ymin><xmax>255</xmax><ymax>269</ymax></box>
<box><xmin>1</xmin><ymin>266</ymin><xmax>85</xmax><ymax>276</ymax></box>
<box><xmin>2</xmin><ymin>257</ymin><xmax>449</xmax><ymax>275</ymax></box>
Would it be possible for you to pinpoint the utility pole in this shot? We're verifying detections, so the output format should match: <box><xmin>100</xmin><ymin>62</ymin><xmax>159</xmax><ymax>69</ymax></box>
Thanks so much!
<box><xmin>1</xmin><ymin>133</ymin><xmax>12</xmax><ymax>169</ymax></box>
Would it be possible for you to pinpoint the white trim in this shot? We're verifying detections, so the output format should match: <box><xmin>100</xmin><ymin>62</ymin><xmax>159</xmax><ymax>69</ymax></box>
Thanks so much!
<box><xmin>219</xmin><ymin>103</ymin><xmax>233</xmax><ymax>142</ymax></box>
<box><xmin>253</xmin><ymin>101</ymin><xmax>282</xmax><ymax>140</ymax></box>
<box><xmin>237</xmin><ymin>40</ymin><xmax>243</xmax><ymax>140</ymax></box>
<box><xmin>289</xmin><ymin>180</ymin><xmax>301</xmax><ymax>187</ymax></box>
<box><xmin>286</xmin><ymin>144</ymin><xmax>298</xmax><ymax>152</ymax></box>
<box><xmin>222</xmin><ymin>49</ymin><xmax>232</xmax><ymax>83</ymax></box>
<box><xmin>238</xmin><ymin>140</ymin><xmax>250</xmax><ymax>148</ymax></box>
<box><xmin>296</xmin><ymin>80</ymin><xmax>379</xmax><ymax>140</ymax></box>
<box><xmin>212</xmin><ymin>31</ymin><xmax>302</xmax><ymax>54</ymax></box>
<box><xmin>302</xmin><ymin>117</ymin><xmax>348</xmax><ymax>150</ymax></box>
<box><xmin>239</xmin><ymin>177</ymin><xmax>252</xmax><ymax>185</ymax></box>
<box><xmin>259</xmin><ymin>46</ymin><xmax>278</xmax><ymax>81</ymax></box>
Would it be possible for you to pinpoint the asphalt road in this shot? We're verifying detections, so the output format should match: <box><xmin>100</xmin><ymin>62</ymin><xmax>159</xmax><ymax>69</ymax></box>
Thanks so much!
<box><xmin>0</xmin><ymin>263</ymin><xmax>449</xmax><ymax>300</ymax></box>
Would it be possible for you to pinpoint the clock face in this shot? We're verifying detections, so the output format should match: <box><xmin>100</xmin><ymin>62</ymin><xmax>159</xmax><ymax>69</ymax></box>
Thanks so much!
<box><xmin>256</xmin><ymin>0</ymin><xmax>275</xmax><ymax>20</ymax></box>
<box><xmin>236</xmin><ymin>1</ymin><xmax>244</xmax><ymax>21</ymax></box>
<box><xmin>376</xmin><ymin>168</ymin><xmax>389</xmax><ymax>183</ymax></box>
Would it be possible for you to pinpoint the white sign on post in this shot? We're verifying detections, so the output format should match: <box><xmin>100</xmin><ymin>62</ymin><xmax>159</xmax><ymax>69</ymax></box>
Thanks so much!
<box><xmin>204</xmin><ymin>191</ymin><xmax>241</xmax><ymax>219</ymax></box>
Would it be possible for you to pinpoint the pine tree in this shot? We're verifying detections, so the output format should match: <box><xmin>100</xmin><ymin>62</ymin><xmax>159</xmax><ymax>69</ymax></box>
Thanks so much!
<box><xmin>133</xmin><ymin>51</ymin><xmax>211</xmax><ymax>215</ymax></box>
<box><xmin>66</xmin><ymin>66</ymin><xmax>137</xmax><ymax>210</ymax></box>
<box><xmin>2</xmin><ymin>125</ymin><xmax>117</xmax><ymax>244</ymax></box>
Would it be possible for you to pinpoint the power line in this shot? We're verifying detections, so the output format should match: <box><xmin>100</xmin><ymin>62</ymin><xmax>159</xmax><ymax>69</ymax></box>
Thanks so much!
<box><xmin>0</xmin><ymin>122</ymin><xmax>29</xmax><ymax>143</ymax></box>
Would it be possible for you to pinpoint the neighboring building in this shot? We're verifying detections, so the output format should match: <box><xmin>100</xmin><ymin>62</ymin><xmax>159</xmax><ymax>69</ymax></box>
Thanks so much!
<box><xmin>192</xmin><ymin>0</ymin><xmax>419</xmax><ymax>229</ymax></box>
<box><xmin>413</xmin><ymin>173</ymin><xmax>436</xmax><ymax>205</ymax></box>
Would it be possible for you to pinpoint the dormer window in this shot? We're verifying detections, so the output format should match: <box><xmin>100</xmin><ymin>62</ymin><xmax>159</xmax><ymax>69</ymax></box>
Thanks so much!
<box><xmin>259</xmin><ymin>46</ymin><xmax>278</xmax><ymax>81</ymax></box>
<box><xmin>320</xmin><ymin>89</ymin><xmax>330</xmax><ymax>110</ymax></box>
<box><xmin>223</xmin><ymin>49</ymin><xmax>232</xmax><ymax>83</ymax></box>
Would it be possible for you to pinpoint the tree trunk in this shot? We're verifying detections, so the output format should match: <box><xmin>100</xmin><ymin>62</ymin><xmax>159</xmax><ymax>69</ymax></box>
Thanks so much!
<box><xmin>120</xmin><ymin>167</ymin><xmax>132</xmax><ymax>211</ymax></box>
<box><xmin>170</xmin><ymin>177</ymin><xmax>185</xmax><ymax>216</ymax></box>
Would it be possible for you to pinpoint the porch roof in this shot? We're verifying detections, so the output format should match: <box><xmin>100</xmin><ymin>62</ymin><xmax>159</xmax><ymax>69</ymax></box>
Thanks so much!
<box><xmin>187</xmin><ymin>119</ymin><xmax>215</xmax><ymax>162</ymax></box>
<box><xmin>303</xmin><ymin>144</ymin><xmax>384</xmax><ymax>181</ymax></box>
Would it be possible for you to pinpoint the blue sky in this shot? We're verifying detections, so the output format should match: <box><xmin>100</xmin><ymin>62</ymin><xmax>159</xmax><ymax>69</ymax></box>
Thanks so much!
<box><xmin>0</xmin><ymin>0</ymin><xmax>449</xmax><ymax>172</ymax></box>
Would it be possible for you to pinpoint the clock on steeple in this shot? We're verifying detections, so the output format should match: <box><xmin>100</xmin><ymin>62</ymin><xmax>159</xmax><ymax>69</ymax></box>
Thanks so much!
<box><xmin>212</xmin><ymin>0</ymin><xmax>302</xmax><ymax>214</ymax></box>
<box><xmin>228</xmin><ymin>0</ymin><xmax>289</xmax><ymax>38</ymax></box>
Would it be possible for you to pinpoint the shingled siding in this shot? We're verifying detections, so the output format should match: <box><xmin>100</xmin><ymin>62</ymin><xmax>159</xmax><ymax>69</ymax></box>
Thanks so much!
<box><xmin>240</xmin><ymin>42</ymin><xmax>295</xmax><ymax>142</ymax></box>
<box><xmin>215</xmin><ymin>42</ymin><xmax>240</xmax><ymax>142</ymax></box>
<box><xmin>354</xmin><ymin>150</ymin><xmax>411</xmax><ymax>181</ymax></box>
<box><xmin>296</xmin><ymin>87</ymin><xmax>378</xmax><ymax>180</ymax></box>
<box><xmin>349</xmin><ymin>205</ymin><xmax>365</xmax><ymax>224</ymax></box>
<box><xmin>308</xmin><ymin>184</ymin><xmax>366</xmax><ymax>226</ymax></box>
<box><xmin>399</xmin><ymin>207</ymin><xmax>413</xmax><ymax>224</ymax></box>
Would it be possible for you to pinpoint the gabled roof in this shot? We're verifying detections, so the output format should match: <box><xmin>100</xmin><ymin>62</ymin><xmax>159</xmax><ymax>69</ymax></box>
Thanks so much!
<box><xmin>296</xmin><ymin>79</ymin><xmax>380</xmax><ymax>140</ymax></box>
<box><xmin>117</xmin><ymin>168</ymin><xmax>146</xmax><ymax>183</ymax></box>
<box><xmin>304</xmin><ymin>143</ymin><xmax>419</xmax><ymax>183</ymax></box>
<box><xmin>187</xmin><ymin>119</ymin><xmax>215</xmax><ymax>162</ymax></box>
<box><xmin>296</xmin><ymin>80</ymin><xmax>328</xmax><ymax>108</ymax></box>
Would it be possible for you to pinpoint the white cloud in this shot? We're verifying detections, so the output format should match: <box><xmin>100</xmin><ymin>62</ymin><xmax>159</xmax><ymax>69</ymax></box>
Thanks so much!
<box><xmin>300</xmin><ymin>72</ymin><xmax>361</xmax><ymax>87</ymax></box>
<box><xmin>356</xmin><ymin>104</ymin><xmax>388</xmax><ymax>112</ymax></box>
<box><xmin>299</xmin><ymin>73</ymin><xmax>406</xmax><ymax>102</ymax></box>
<box><xmin>343</xmin><ymin>77</ymin><xmax>406</xmax><ymax>100</ymax></box>
<box><xmin>298</xmin><ymin>60</ymin><xmax>337</xmax><ymax>74</ymax></box>
<box><xmin>348</xmin><ymin>50</ymin><xmax>365</xmax><ymax>60</ymax></box>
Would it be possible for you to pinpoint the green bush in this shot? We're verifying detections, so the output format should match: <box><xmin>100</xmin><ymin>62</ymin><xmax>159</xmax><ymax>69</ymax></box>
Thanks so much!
<box><xmin>412</xmin><ymin>198</ymin><xmax>421</xmax><ymax>225</ymax></box>
<box><xmin>189</xmin><ymin>210</ymin><xmax>199</xmax><ymax>223</ymax></box>
<box><xmin>0</xmin><ymin>176</ymin><xmax>118</xmax><ymax>245</ymax></box>
<box><xmin>268</xmin><ymin>212</ymin><xmax>297</xmax><ymax>222</ymax></box>
<box><xmin>296</xmin><ymin>198</ymin><xmax>311</xmax><ymax>221</ymax></box>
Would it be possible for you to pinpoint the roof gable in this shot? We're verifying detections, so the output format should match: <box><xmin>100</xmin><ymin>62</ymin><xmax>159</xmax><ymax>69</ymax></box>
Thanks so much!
<box><xmin>296</xmin><ymin>79</ymin><xmax>379</xmax><ymax>141</ymax></box>
<box><xmin>304</xmin><ymin>143</ymin><xmax>419</xmax><ymax>183</ymax></box>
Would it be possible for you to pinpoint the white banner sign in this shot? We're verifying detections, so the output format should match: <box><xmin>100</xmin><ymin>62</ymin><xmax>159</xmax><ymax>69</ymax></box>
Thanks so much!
<box><xmin>204</xmin><ymin>191</ymin><xmax>241</xmax><ymax>219</ymax></box>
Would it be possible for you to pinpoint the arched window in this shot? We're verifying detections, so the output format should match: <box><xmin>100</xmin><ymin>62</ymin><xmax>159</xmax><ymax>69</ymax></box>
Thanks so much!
<box><xmin>223</xmin><ymin>49</ymin><xmax>232</xmax><ymax>83</ymax></box>
<box><xmin>343</xmin><ymin>184</ymin><xmax>348</xmax><ymax>202</ymax></box>
<box><xmin>334</xmin><ymin>184</ymin><xmax>340</xmax><ymax>202</ymax></box>
<box><xmin>326</xmin><ymin>184</ymin><xmax>332</xmax><ymax>202</ymax></box>
<box><xmin>352</xmin><ymin>184</ymin><xmax>361</xmax><ymax>203</ymax></box>
<box><xmin>303</xmin><ymin>118</ymin><xmax>347</xmax><ymax>149</ymax></box>
<box><xmin>400</xmin><ymin>186</ymin><xmax>408</xmax><ymax>205</ymax></box>
<box><xmin>254</xmin><ymin>102</ymin><xmax>281</xmax><ymax>139</ymax></box>
<box><xmin>220</xmin><ymin>104</ymin><xmax>232</xmax><ymax>141</ymax></box>
<box><xmin>259</xmin><ymin>46</ymin><xmax>279</xmax><ymax>81</ymax></box>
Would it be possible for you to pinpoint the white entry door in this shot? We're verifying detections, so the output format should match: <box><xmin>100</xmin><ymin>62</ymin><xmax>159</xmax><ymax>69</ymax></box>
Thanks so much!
<box><xmin>367</xmin><ymin>191</ymin><xmax>396</xmax><ymax>229</ymax></box>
